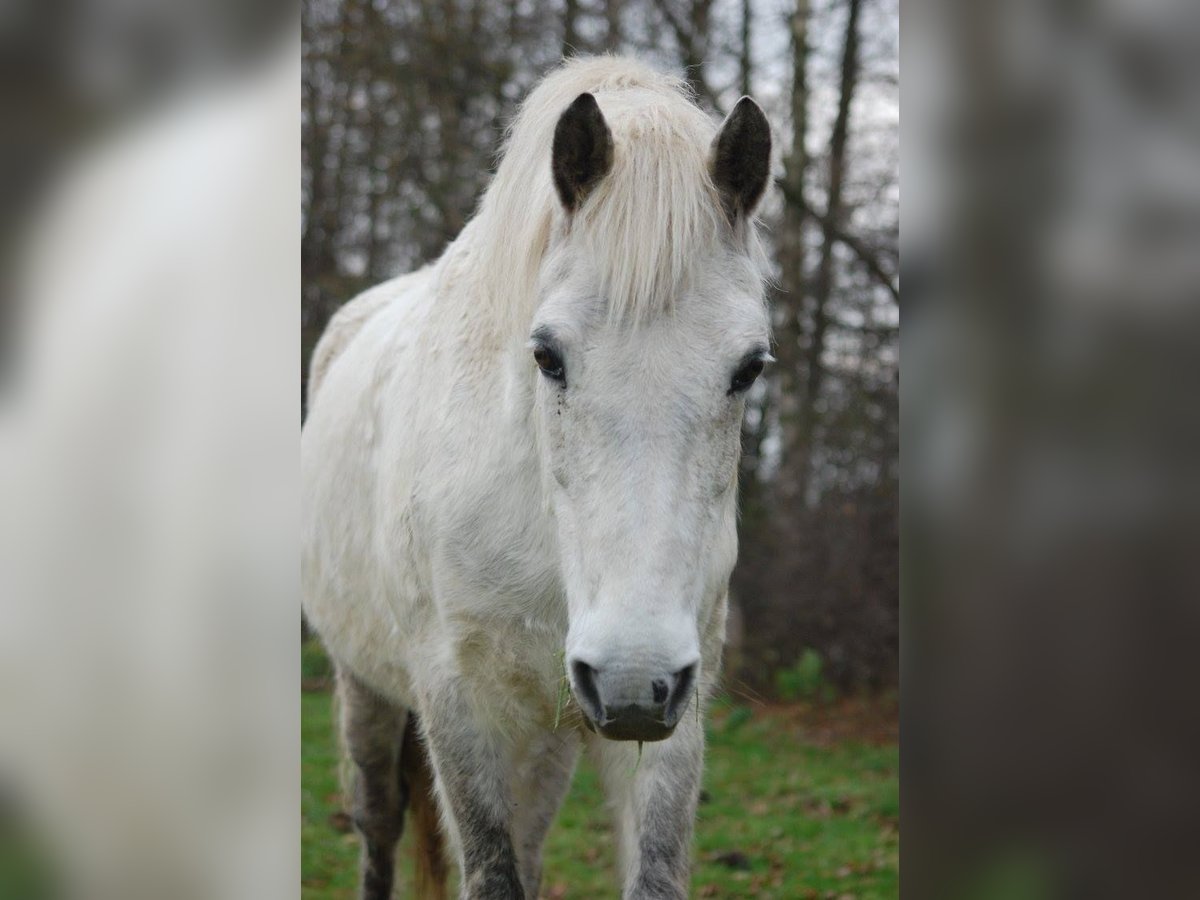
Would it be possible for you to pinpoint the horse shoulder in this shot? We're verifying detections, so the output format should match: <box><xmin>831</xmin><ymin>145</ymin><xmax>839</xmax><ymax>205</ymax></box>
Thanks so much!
<box><xmin>302</xmin><ymin>267</ymin><xmax>439</xmax><ymax>698</ymax></box>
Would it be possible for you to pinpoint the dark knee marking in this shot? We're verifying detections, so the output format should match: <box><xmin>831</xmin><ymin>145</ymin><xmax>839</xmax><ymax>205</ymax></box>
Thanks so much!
<box><xmin>348</xmin><ymin>740</ymin><xmax>406</xmax><ymax>845</ymax></box>
<box><xmin>351</xmin><ymin>760</ymin><xmax>407</xmax><ymax>900</ymax></box>
<box><xmin>463</xmin><ymin>867</ymin><xmax>525</xmax><ymax>899</ymax></box>
<box><xmin>435</xmin><ymin>768</ymin><xmax>522</xmax><ymax>897</ymax></box>
<box><xmin>457</xmin><ymin>807</ymin><xmax>524</xmax><ymax>897</ymax></box>
<box><xmin>360</xmin><ymin>854</ymin><xmax>395</xmax><ymax>900</ymax></box>
<box><xmin>352</xmin><ymin>804</ymin><xmax>402</xmax><ymax>846</ymax></box>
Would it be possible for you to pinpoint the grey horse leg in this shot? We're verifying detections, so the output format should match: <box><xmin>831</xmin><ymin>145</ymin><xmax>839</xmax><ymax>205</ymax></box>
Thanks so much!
<box><xmin>338</xmin><ymin>667</ymin><xmax>410</xmax><ymax>900</ymax></box>
<box><xmin>588</xmin><ymin>713</ymin><xmax>705</xmax><ymax>900</ymax></box>
<box><xmin>420</xmin><ymin>681</ymin><xmax>524</xmax><ymax>899</ymax></box>
<box><xmin>510</xmin><ymin>729</ymin><xmax>581</xmax><ymax>897</ymax></box>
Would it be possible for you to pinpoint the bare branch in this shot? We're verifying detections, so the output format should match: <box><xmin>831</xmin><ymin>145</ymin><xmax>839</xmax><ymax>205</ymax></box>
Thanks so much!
<box><xmin>640</xmin><ymin>8</ymin><xmax>899</xmax><ymax>306</ymax></box>
<box><xmin>776</xmin><ymin>178</ymin><xmax>900</xmax><ymax>305</ymax></box>
<box><xmin>649</xmin><ymin>0</ymin><xmax>722</xmax><ymax>110</ymax></box>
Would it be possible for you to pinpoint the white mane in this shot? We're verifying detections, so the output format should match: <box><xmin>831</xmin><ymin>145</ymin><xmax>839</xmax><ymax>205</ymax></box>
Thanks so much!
<box><xmin>470</xmin><ymin>56</ymin><xmax>743</xmax><ymax>330</ymax></box>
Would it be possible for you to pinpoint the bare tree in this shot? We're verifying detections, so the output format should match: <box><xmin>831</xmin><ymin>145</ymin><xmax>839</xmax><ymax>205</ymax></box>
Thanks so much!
<box><xmin>796</xmin><ymin>0</ymin><xmax>864</xmax><ymax>497</ymax></box>
<box><xmin>772</xmin><ymin>0</ymin><xmax>811</xmax><ymax>502</ymax></box>
<box><xmin>651</xmin><ymin>0</ymin><xmax>716</xmax><ymax>108</ymax></box>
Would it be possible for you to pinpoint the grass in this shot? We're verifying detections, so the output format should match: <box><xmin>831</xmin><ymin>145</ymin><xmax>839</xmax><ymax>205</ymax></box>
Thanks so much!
<box><xmin>302</xmin><ymin>675</ymin><xmax>898</xmax><ymax>899</ymax></box>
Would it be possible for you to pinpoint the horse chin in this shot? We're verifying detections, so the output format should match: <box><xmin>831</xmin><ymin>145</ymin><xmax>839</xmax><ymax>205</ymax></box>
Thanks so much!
<box><xmin>589</xmin><ymin>710</ymin><xmax>678</xmax><ymax>743</ymax></box>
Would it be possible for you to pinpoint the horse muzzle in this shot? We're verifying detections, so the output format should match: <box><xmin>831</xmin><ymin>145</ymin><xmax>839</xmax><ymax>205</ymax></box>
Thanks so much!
<box><xmin>569</xmin><ymin>658</ymin><xmax>698</xmax><ymax>742</ymax></box>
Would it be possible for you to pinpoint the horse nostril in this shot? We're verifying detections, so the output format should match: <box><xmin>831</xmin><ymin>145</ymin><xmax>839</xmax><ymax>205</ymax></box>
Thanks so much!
<box><xmin>651</xmin><ymin>678</ymin><xmax>669</xmax><ymax>704</ymax></box>
<box><xmin>665</xmin><ymin>662</ymin><xmax>698</xmax><ymax>723</ymax></box>
<box><xmin>570</xmin><ymin>660</ymin><xmax>604</xmax><ymax>723</ymax></box>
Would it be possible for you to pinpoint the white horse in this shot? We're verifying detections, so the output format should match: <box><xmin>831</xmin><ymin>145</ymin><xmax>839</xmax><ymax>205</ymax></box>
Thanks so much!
<box><xmin>302</xmin><ymin>56</ymin><xmax>772</xmax><ymax>899</ymax></box>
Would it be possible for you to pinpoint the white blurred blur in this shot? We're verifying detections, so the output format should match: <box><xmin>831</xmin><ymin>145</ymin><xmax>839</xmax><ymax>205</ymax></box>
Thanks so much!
<box><xmin>904</xmin><ymin>0</ymin><xmax>1200</xmax><ymax>897</ymax></box>
<box><xmin>0</xmin><ymin>3</ymin><xmax>297</xmax><ymax>898</ymax></box>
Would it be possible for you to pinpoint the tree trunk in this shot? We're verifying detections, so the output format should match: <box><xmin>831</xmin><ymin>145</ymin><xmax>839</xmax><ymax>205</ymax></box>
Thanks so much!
<box><xmin>772</xmin><ymin>0</ymin><xmax>811</xmax><ymax>504</ymax></box>
<box><xmin>796</xmin><ymin>0</ymin><xmax>864</xmax><ymax>500</ymax></box>
<box><xmin>686</xmin><ymin>0</ymin><xmax>713</xmax><ymax>98</ymax></box>
<box><xmin>564</xmin><ymin>0</ymin><xmax>580</xmax><ymax>56</ymax></box>
<box><xmin>605</xmin><ymin>0</ymin><xmax>623</xmax><ymax>51</ymax></box>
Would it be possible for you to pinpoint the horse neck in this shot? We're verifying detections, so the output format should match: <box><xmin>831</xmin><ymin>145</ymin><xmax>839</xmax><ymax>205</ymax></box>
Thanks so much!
<box><xmin>433</xmin><ymin>221</ymin><xmax>548</xmax><ymax>456</ymax></box>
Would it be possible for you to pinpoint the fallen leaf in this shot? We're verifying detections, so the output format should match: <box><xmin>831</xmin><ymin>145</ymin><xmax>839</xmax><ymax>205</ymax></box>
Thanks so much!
<box><xmin>714</xmin><ymin>850</ymin><xmax>753</xmax><ymax>871</ymax></box>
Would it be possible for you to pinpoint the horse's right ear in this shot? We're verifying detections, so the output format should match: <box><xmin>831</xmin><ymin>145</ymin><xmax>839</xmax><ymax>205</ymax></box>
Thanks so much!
<box><xmin>552</xmin><ymin>93</ymin><xmax>614</xmax><ymax>212</ymax></box>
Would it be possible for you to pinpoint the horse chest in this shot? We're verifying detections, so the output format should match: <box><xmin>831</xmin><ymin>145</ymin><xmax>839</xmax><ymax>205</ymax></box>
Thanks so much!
<box><xmin>449</xmin><ymin>613</ymin><xmax>564</xmax><ymax>722</ymax></box>
<box><xmin>431</xmin><ymin>472</ymin><xmax>567</xmax><ymax>723</ymax></box>
<box><xmin>428</xmin><ymin>414</ymin><xmax>562</xmax><ymax>610</ymax></box>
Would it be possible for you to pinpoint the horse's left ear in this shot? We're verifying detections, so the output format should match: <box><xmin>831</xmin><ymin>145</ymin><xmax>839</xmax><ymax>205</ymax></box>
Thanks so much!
<box><xmin>552</xmin><ymin>93</ymin><xmax>614</xmax><ymax>213</ymax></box>
<box><xmin>710</xmin><ymin>97</ymin><xmax>772</xmax><ymax>224</ymax></box>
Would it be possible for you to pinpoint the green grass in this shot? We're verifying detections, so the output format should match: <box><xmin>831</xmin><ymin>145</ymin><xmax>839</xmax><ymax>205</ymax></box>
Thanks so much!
<box><xmin>302</xmin><ymin>688</ymin><xmax>898</xmax><ymax>899</ymax></box>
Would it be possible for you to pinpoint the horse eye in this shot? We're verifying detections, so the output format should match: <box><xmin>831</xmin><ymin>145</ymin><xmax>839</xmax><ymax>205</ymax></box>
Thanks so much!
<box><xmin>729</xmin><ymin>357</ymin><xmax>765</xmax><ymax>394</ymax></box>
<box><xmin>533</xmin><ymin>345</ymin><xmax>565</xmax><ymax>382</ymax></box>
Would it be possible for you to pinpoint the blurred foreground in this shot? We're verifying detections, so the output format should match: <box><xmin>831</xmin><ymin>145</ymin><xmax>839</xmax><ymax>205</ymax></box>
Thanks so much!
<box><xmin>1</xmin><ymin>3</ymin><xmax>298</xmax><ymax>898</ymax></box>
<box><xmin>904</xmin><ymin>0</ymin><xmax>1200</xmax><ymax>896</ymax></box>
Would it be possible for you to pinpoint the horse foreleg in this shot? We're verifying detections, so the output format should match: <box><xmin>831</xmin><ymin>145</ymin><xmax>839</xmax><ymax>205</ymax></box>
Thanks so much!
<box><xmin>337</xmin><ymin>667</ymin><xmax>410</xmax><ymax>900</ymax></box>
<box><xmin>588</xmin><ymin>713</ymin><xmax>704</xmax><ymax>900</ymax></box>
<box><xmin>420</xmin><ymin>684</ymin><xmax>525</xmax><ymax>899</ymax></box>
<box><xmin>509</xmin><ymin>729</ymin><xmax>581</xmax><ymax>897</ymax></box>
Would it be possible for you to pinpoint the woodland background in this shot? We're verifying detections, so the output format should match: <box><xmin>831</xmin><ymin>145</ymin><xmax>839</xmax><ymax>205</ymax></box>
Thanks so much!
<box><xmin>301</xmin><ymin>0</ymin><xmax>899</xmax><ymax>694</ymax></box>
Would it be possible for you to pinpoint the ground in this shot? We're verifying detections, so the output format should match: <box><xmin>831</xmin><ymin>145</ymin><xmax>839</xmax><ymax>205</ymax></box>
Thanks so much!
<box><xmin>301</xmin><ymin>648</ymin><xmax>898</xmax><ymax>899</ymax></box>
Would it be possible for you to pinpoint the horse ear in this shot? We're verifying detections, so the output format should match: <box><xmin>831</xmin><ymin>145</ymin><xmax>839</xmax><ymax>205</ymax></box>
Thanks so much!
<box><xmin>552</xmin><ymin>93</ymin><xmax>614</xmax><ymax>212</ymax></box>
<box><xmin>710</xmin><ymin>96</ymin><xmax>772</xmax><ymax>224</ymax></box>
